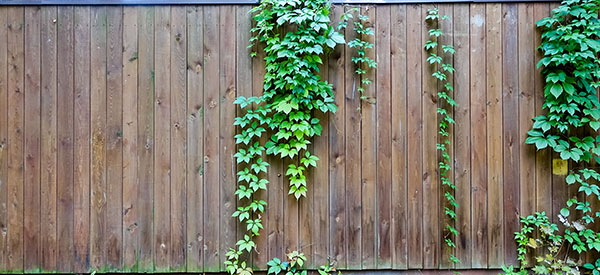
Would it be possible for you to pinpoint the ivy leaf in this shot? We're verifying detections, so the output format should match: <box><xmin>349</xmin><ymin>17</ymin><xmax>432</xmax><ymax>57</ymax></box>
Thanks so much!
<box><xmin>561</xmin><ymin>208</ymin><xmax>570</xmax><ymax>217</ymax></box>
<box><xmin>329</xmin><ymin>31</ymin><xmax>345</xmax><ymax>45</ymax></box>
<box><xmin>550</xmin><ymin>83</ymin><xmax>564</xmax><ymax>98</ymax></box>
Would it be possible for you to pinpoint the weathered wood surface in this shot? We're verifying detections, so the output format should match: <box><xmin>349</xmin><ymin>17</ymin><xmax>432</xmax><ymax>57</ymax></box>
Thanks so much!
<box><xmin>0</xmin><ymin>3</ymin><xmax>554</xmax><ymax>272</ymax></box>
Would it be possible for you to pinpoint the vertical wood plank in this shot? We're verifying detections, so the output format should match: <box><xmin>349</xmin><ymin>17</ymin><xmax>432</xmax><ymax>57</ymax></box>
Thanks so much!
<box><xmin>218</xmin><ymin>5</ymin><xmax>236</xmax><ymax>272</ymax></box>
<box><xmin>406</xmin><ymin>4</ymin><xmax>423</xmax><ymax>269</ymax></box>
<box><xmin>57</xmin><ymin>6</ymin><xmax>75</xmax><ymax>272</ymax></box>
<box><xmin>203</xmin><ymin>6</ymin><xmax>220</xmax><ymax>272</ymax></box>
<box><xmin>186</xmin><ymin>5</ymin><xmax>204</xmax><ymax>272</ymax></box>
<box><xmin>7</xmin><ymin>7</ymin><xmax>25</xmax><ymax>271</ymax></box>
<box><xmin>0</xmin><ymin>7</ymin><xmax>9</xmax><ymax>272</ymax></box>
<box><xmin>23</xmin><ymin>6</ymin><xmax>41</xmax><ymax>272</ymax></box>
<box><xmin>344</xmin><ymin>6</ymin><xmax>361</xmax><ymax>270</ymax></box>
<box><xmin>502</xmin><ymin>3</ymin><xmax>520</xmax><ymax>266</ymax></box>
<box><xmin>170</xmin><ymin>6</ymin><xmax>187</xmax><ymax>271</ymax></box>
<box><xmin>469</xmin><ymin>3</ymin><xmax>488</xmax><ymax>269</ymax></box>
<box><xmin>154</xmin><ymin>6</ymin><xmax>171</xmax><ymax>271</ymax></box>
<box><xmin>328</xmin><ymin>4</ymin><xmax>346</xmax><ymax>269</ymax></box>
<box><xmin>73</xmin><ymin>6</ymin><xmax>91</xmax><ymax>273</ymax></box>
<box><xmin>533</xmin><ymin>3</ymin><xmax>552</xmax><ymax>217</ymax></box>
<box><xmin>376</xmin><ymin>5</ymin><xmax>392</xmax><ymax>269</ymax></box>
<box><xmin>40</xmin><ymin>6</ymin><xmax>57</xmax><ymax>271</ymax></box>
<box><xmin>90</xmin><ymin>6</ymin><xmax>107</xmax><ymax>270</ymax></box>
<box><xmin>421</xmin><ymin>4</ymin><xmax>439</xmax><ymax>269</ymax></box>
<box><xmin>360</xmin><ymin>5</ymin><xmax>376</xmax><ymax>270</ymax></box>
<box><xmin>485</xmin><ymin>3</ymin><xmax>504</xmax><ymax>268</ymax></box>
<box><xmin>438</xmin><ymin>4</ymin><xmax>455</xmax><ymax>268</ymax></box>
<box><xmin>390</xmin><ymin>4</ymin><xmax>408</xmax><ymax>270</ymax></box>
<box><xmin>250</xmin><ymin>6</ymin><xmax>270</xmax><ymax>270</ymax></box>
<box><xmin>453</xmin><ymin>4</ymin><xmax>472</xmax><ymax>268</ymax></box>
<box><xmin>517</xmin><ymin>6</ymin><xmax>536</xmax><ymax>266</ymax></box>
<box><xmin>312</xmin><ymin>23</ymin><xmax>330</xmax><ymax>270</ymax></box>
<box><xmin>136</xmin><ymin>6</ymin><xmax>154</xmax><ymax>272</ymax></box>
<box><xmin>122</xmin><ymin>6</ymin><xmax>138</xmax><ymax>271</ymax></box>
<box><xmin>105</xmin><ymin>6</ymin><xmax>124</xmax><ymax>270</ymax></box>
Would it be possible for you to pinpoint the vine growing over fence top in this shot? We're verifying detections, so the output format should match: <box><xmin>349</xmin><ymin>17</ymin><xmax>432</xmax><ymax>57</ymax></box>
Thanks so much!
<box><xmin>424</xmin><ymin>7</ymin><xmax>460</xmax><ymax>265</ymax></box>
<box><xmin>504</xmin><ymin>0</ymin><xmax>600</xmax><ymax>273</ymax></box>
<box><xmin>225</xmin><ymin>0</ymin><xmax>344</xmax><ymax>274</ymax></box>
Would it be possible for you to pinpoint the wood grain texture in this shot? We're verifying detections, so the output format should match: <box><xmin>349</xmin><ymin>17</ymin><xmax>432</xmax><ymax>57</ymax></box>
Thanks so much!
<box><xmin>469</xmin><ymin>3</ymin><xmax>487</xmax><ymax>269</ymax></box>
<box><xmin>23</xmin><ymin>6</ymin><xmax>41</xmax><ymax>272</ymax></box>
<box><xmin>0</xmin><ymin>4</ymin><xmax>571</xmax><ymax>272</ymax></box>
<box><xmin>406</xmin><ymin>4</ymin><xmax>423</xmax><ymax>269</ymax></box>
<box><xmin>56</xmin><ymin>6</ymin><xmax>75</xmax><ymax>272</ymax></box>
<box><xmin>485</xmin><ymin>3</ymin><xmax>504</xmax><ymax>268</ymax></box>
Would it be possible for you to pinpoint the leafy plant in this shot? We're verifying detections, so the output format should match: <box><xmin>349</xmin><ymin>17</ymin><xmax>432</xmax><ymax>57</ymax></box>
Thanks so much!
<box><xmin>514</xmin><ymin>0</ymin><xmax>600</xmax><ymax>273</ymax></box>
<box><xmin>226</xmin><ymin>0</ymin><xmax>345</xmax><ymax>273</ymax></box>
<box><xmin>424</xmin><ymin>7</ymin><xmax>460</xmax><ymax>265</ymax></box>
<box><xmin>584</xmin><ymin>258</ymin><xmax>600</xmax><ymax>275</ymax></box>
<box><xmin>267</xmin><ymin>251</ymin><xmax>307</xmax><ymax>275</ymax></box>
<box><xmin>338</xmin><ymin>7</ymin><xmax>376</xmax><ymax>105</ymax></box>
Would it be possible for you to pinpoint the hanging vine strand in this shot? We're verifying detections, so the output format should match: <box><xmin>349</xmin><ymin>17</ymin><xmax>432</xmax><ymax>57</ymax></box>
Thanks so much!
<box><xmin>424</xmin><ymin>7</ymin><xmax>461</xmax><ymax>265</ymax></box>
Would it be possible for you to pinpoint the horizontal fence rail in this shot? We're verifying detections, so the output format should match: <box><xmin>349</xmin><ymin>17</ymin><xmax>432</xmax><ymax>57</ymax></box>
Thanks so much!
<box><xmin>0</xmin><ymin>3</ymin><xmax>561</xmax><ymax>273</ymax></box>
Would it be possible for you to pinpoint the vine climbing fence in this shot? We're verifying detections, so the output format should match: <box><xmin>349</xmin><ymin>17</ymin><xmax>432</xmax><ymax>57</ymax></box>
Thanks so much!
<box><xmin>0</xmin><ymin>2</ymin><xmax>564</xmax><ymax>273</ymax></box>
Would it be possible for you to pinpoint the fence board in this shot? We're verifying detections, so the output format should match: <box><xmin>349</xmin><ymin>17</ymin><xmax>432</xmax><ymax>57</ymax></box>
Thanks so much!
<box><xmin>0</xmin><ymin>3</ymin><xmax>576</xmax><ymax>272</ymax></box>
<box><xmin>0</xmin><ymin>7</ymin><xmax>8</xmax><ymax>272</ymax></box>
<box><xmin>56</xmin><ymin>6</ymin><xmax>74</xmax><ymax>272</ymax></box>
<box><xmin>73</xmin><ymin>6</ymin><xmax>91</xmax><ymax>272</ymax></box>
<box><xmin>186</xmin><ymin>6</ymin><xmax>204</xmax><ymax>272</ymax></box>
<box><xmin>23</xmin><ymin>6</ymin><xmax>41</xmax><ymax>272</ymax></box>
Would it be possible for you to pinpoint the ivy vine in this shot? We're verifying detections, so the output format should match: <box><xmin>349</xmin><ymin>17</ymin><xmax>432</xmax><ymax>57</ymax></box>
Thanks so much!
<box><xmin>338</xmin><ymin>7</ymin><xmax>377</xmax><ymax>105</ymax></box>
<box><xmin>225</xmin><ymin>0</ymin><xmax>345</xmax><ymax>274</ymax></box>
<box><xmin>505</xmin><ymin>0</ymin><xmax>600</xmax><ymax>273</ymax></box>
<box><xmin>424</xmin><ymin>7</ymin><xmax>460</xmax><ymax>265</ymax></box>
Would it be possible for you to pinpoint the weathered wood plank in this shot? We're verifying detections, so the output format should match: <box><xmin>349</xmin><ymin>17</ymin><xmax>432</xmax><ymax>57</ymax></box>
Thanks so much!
<box><xmin>421</xmin><ymin>4</ymin><xmax>439</xmax><ymax>269</ymax></box>
<box><xmin>453</xmin><ymin>4</ymin><xmax>471</xmax><ymax>268</ymax></box>
<box><xmin>328</xmin><ymin>4</ymin><xmax>347</xmax><ymax>269</ymax></box>
<box><xmin>40</xmin><ymin>6</ymin><xmax>57</xmax><ymax>271</ymax></box>
<box><xmin>23</xmin><ymin>6</ymin><xmax>41</xmax><ymax>271</ymax></box>
<box><xmin>170</xmin><ymin>6</ymin><xmax>187</xmax><ymax>271</ymax></box>
<box><xmin>203</xmin><ymin>6</ymin><xmax>221</xmax><ymax>272</ymax></box>
<box><xmin>219</xmin><ymin>5</ymin><xmax>237</xmax><ymax>273</ymax></box>
<box><xmin>153</xmin><ymin>6</ymin><xmax>171</xmax><ymax>271</ymax></box>
<box><xmin>57</xmin><ymin>6</ymin><xmax>75</xmax><ymax>272</ymax></box>
<box><xmin>106</xmin><ymin>6</ymin><xmax>123</xmax><ymax>269</ymax></box>
<box><xmin>406</xmin><ymin>4</ymin><xmax>423</xmax><ymax>269</ymax></box>
<box><xmin>360</xmin><ymin>5</ymin><xmax>376</xmax><ymax>270</ymax></box>
<box><xmin>469</xmin><ymin>3</ymin><xmax>488</xmax><ymax>269</ymax></box>
<box><xmin>73</xmin><ymin>6</ymin><xmax>91</xmax><ymax>272</ymax></box>
<box><xmin>485</xmin><ymin>3</ymin><xmax>504</xmax><ymax>268</ymax></box>
<box><xmin>390</xmin><ymin>4</ymin><xmax>408</xmax><ymax>270</ymax></box>
<box><xmin>136</xmin><ymin>6</ymin><xmax>154</xmax><ymax>272</ymax></box>
<box><xmin>375</xmin><ymin>5</ymin><xmax>392</xmax><ymax>269</ymax></box>
<box><xmin>437</xmin><ymin>4</ymin><xmax>454</xmax><ymax>269</ymax></box>
<box><xmin>121</xmin><ymin>6</ymin><xmax>138</xmax><ymax>271</ymax></box>
<box><xmin>0</xmin><ymin>7</ymin><xmax>9</xmax><ymax>272</ymax></box>
<box><xmin>344</xmin><ymin>5</ymin><xmax>361</xmax><ymax>270</ymax></box>
<box><xmin>186</xmin><ymin>5</ymin><xmax>203</xmax><ymax>272</ymax></box>
<box><xmin>502</xmin><ymin>3</ymin><xmax>520</xmax><ymax>266</ymax></box>
<box><xmin>90</xmin><ymin>6</ymin><xmax>107</xmax><ymax>270</ymax></box>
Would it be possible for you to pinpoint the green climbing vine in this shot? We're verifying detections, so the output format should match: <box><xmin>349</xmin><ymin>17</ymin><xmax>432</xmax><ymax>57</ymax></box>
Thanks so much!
<box><xmin>424</xmin><ymin>7</ymin><xmax>460</xmax><ymax>265</ymax></box>
<box><xmin>338</xmin><ymin>7</ymin><xmax>376</xmax><ymax>105</ymax></box>
<box><xmin>225</xmin><ymin>0</ymin><xmax>345</xmax><ymax>274</ymax></box>
<box><xmin>504</xmin><ymin>0</ymin><xmax>600</xmax><ymax>273</ymax></box>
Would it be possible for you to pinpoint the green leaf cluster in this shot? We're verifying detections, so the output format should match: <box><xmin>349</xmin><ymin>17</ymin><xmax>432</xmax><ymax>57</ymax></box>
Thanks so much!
<box><xmin>226</xmin><ymin>0</ymin><xmax>344</xmax><ymax>274</ymax></box>
<box><xmin>513</xmin><ymin>0</ymin><xmax>600</xmax><ymax>273</ymax></box>
<box><xmin>424</xmin><ymin>7</ymin><xmax>460</xmax><ymax>265</ymax></box>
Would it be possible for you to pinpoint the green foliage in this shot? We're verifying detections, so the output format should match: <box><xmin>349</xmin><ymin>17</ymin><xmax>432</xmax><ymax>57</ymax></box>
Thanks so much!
<box><xmin>424</xmin><ymin>7</ymin><xmax>460</xmax><ymax>265</ymax></box>
<box><xmin>584</xmin><ymin>258</ymin><xmax>600</xmax><ymax>275</ymax></box>
<box><xmin>226</xmin><ymin>0</ymin><xmax>345</xmax><ymax>274</ymax></box>
<box><xmin>513</xmin><ymin>0</ymin><xmax>600</xmax><ymax>273</ymax></box>
<box><xmin>338</xmin><ymin>7</ymin><xmax>376</xmax><ymax>105</ymax></box>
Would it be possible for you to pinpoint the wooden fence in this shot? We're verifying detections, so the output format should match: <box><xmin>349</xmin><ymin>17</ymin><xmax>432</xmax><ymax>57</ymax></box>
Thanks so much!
<box><xmin>0</xmin><ymin>3</ymin><xmax>561</xmax><ymax>273</ymax></box>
